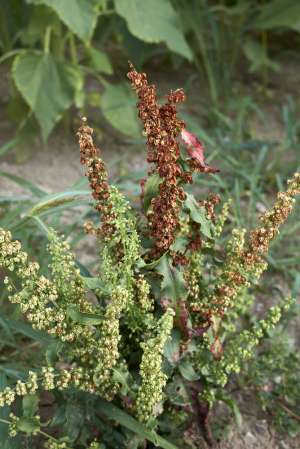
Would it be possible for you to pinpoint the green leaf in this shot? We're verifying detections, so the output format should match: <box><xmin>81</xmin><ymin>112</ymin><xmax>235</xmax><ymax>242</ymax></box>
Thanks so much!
<box><xmin>178</xmin><ymin>359</ymin><xmax>200</xmax><ymax>381</ymax></box>
<box><xmin>85</xmin><ymin>47</ymin><xmax>113</xmax><ymax>74</ymax></box>
<box><xmin>243</xmin><ymin>39</ymin><xmax>280</xmax><ymax>73</ymax></box>
<box><xmin>184</xmin><ymin>193</ymin><xmax>213</xmax><ymax>238</ymax></box>
<box><xmin>16</xmin><ymin>417</ymin><xmax>40</xmax><ymax>434</ymax></box>
<box><xmin>217</xmin><ymin>394</ymin><xmax>242</xmax><ymax>428</ymax></box>
<box><xmin>170</xmin><ymin>236</ymin><xmax>190</xmax><ymax>253</ymax></box>
<box><xmin>82</xmin><ymin>276</ymin><xmax>107</xmax><ymax>291</ymax></box>
<box><xmin>0</xmin><ymin>170</ymin><xmax>45</xmax><ymax>197</ymax></box>
<box><xmin>0</xmin><ymin>318</ymin><xmax>53</xmax><ymax>344</ymax></box>
<box><xmin>62</xmin><ymin>402</ymin><xmax>83</xmax><ymax>442</ymax></box>
<box><xmin>28</xmin><ymin>0</ymin><xmax>98</xmax><ymax>42</ymax></box>
<box><xmin>66</xmin><ymin>305</ymin><xmax>102</xmax><ymax>325</ymax></box>
<box><xmin>115</xmin><ymin>0</ymin><xmax>192</xmax><ymax>60</ymax></box>
<box><xmin>98</xmin><ymin>399</ymin><xmax>180</xmax><ymax>449</ymax></box>
<box><xmin>0</xmin><ymin>373</ymin><xmax>10</xmax><ymax>444</ymax></box>
<box><xmin>21</xmin><ymin>5</ymin><xmax>60</xmax><ymax>46</ymax></box>
<box><xmin>142</xmin><ymin>172</ymin><xmax>161</xmax><ymax>211</ymax></box>
<box><xmin>22</xmin><ymin>395</ymin><xmax>39</xmax><ymax>418</ymax></box>
<box><xmin>46</xmin><ymin>341</ymin><xmax>64</xmax><ymax>365</ymax></box>
<box><xmin>25</xmin><ymin>189</ymin><xmax>91</xmax><ymax>217</ymax></box>
<box><xmin>255</xmin><ymin>0</ymin><xmax>300</xmax><ymax>29</ymax></box>
<box><xmin>13</xmin><ymin>51</ymin><xmax>82</xmax><ymax>139</ymax></box>
<box><xmin>139</xmin><ymin>251</ymin><xmax>167</xmax><ymax>270</ymax></box>
<box><xmin>156</xmin><ymin>255</ymin><xmax>187</xmax><ymax>301</ymax></box>
<box><xmin>0</xmin><ymin>138</ymin><xmax>19</xmax><ymax>158</ymax></box>
<box><xmin>112</xmin><ymin>367</ymin><xmax>131</xmax><ymax>396</ymax></box>
<box><xmin>102</xmin><ymin>82</ymin><xmax>140</xmax><ymax>136</ymax></box>
<box><xmin>164</xmin><ymin>330</ymin><xmax>181</xmax><ymax>365</ymax></box>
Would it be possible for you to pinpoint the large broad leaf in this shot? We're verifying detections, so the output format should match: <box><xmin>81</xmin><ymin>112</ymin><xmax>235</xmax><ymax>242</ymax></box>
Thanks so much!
<box><xmin>28</xmin><ymin>0</ymin><xmax>98</xmax><ymax>42</ymax></box>
<box><xmin>164</xmin><ymin>330</ymin><xmax>181</xmax><ymax>365</ymax></box>
<box><xmin>13</xmin><ymin>51</ymin><xmax>82</xmax><ymax>139</ymax></box>
<box><xmin>85</xmin><ymin>47</ymin><xmax>113</xmax><ymax>74</ymax></box>
<box><xmin>156</xmin><ymin>255</ymin><xmax>187</xmax><ymax>301</ymax></box>
<box><xmin>255</xmin><ymin>0</ymin><xmax>300</xmax><ymax>29</ymax></box>
<box><xmin>184</xmin><ymin>193</ymin><xmax>214</xmax><ymax>239</ymax></box>
<box><xmin>115</xmin><ymin>0</ymin><xmax>192</xmax><ymax>60</ymax></box>
<box><xmin>178</xmin><ymin>359</ymin><xmax>200</xmax><ymax>381</ymax></box>
<box><xmin>22</xmin><ymin>395</ymin><xmax>39</xmax><ymax>418</ymax></box>
<box><xmin>16</xmin><ymin>417</ymin><xmax>40</xmax><ymax>435</ymax></box>
<box><xmin>102</xmin><ymin>82</ymin><xmax>140</xmax><ymax>136</ymax></box>
<box><xmin>98</xmin><ymin>399</ymin><xmax>180</xmax><ymax>449</ymax></box>
<box><xmin>243</xmin><ymin>39</ymin><xmax>280</xmax><ymax>73</ymax></box>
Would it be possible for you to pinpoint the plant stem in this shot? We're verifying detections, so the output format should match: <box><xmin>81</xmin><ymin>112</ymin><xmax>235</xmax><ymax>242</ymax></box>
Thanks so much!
<box><xmin>261</xmin><ymin>30</ymin><xmax>268</xmax><ymax>91</ymax></box>
<box><xmin>69</xmin><ymin>33</ymin><xmax>78</xmax><ymax>64</ymax></box>
<box><xmin>277</xmin><ymin>401</ymin><xmax>300</xmax><ymax>422</ymax></box>
<box><xmin>44</xmin><ymin>27</ymin><xmax>52</xmax><ymax>54</ymax></box>
<box><xmin>0</xmin><ymin>418</ymin><xmax>59</xmax><ymax>442</ymax></box>
<box><xmin>188</xmin><ymin>381</ymin><xmax>215</xmax><ymax>446</ymax></box>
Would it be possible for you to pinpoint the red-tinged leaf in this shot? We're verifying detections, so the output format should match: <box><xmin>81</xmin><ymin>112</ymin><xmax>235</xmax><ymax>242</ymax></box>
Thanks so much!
<box><xmin>181</xmin><ymin>128</ymin><xmax>219</xmax><ymax>173</ymax></box>
<box><xmin>181</xmin><ymin>129</ymin><xmax>205</xmax><ymax>164</ymax></box>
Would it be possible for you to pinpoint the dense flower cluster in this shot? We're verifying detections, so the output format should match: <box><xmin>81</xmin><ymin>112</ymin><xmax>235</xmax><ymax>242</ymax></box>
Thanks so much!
<box><xmin>77</xmin><ymin>118</ymin><xmax>111</xmax><ymax>237</ymax></box>
<box><xmin>128</xmin><ymin>64</ymin><xmax>189</xmax><ymax>257</ymax></box>
<box><xmin>199</xmin><ymin>296</ymin><xmax>294</xmax><ymax>403</ymax></box>
<box><xmin>135</xmin><ymin>308</ymin><xmax>174</xmax><ymax>422</ymax></box>
<box><xmin>207</xmin><ymin>172</ymin><xmax>300</xmax><ymax>319</ymax></box>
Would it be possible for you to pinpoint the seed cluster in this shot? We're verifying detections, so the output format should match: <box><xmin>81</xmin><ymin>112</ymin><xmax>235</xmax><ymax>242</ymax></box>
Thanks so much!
<box><xmin>209</xmin><ymin>172</ymin><xmax>300</xmax><ymax>318</ymax></box>
<box><xmin>199</xmin><ymin>296</ymin><xmax>294</xmax><ymax>400</ymax></box>
<box><xmin>128</xmin><ymin>64</ymin><xmax>190</xmax><ymax>257</ymax></box>
<box><xmin>77</xmin><ymin>118</ymin><xmax>113</xmax><ymax>237</ymax></box>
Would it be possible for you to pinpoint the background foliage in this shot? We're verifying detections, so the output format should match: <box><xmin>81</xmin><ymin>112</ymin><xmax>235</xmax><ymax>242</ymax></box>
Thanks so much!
<box><xmin>1</xmin><ymin>0</ymin><xmax>300</xmax><ymax>141</ymax></box>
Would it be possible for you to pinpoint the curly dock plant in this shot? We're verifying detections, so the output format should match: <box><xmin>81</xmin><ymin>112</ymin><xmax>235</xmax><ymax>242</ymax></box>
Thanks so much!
<box><xmin>0</xmin><ymin>66</ymin><xmax>299</xmax><ymax>448</ymax></box>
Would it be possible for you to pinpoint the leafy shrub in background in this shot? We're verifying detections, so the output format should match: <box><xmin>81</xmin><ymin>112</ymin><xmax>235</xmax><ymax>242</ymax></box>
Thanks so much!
<box><xmin>0</xmin><ymin>0</ymin><xmax>192</xmax><ymax>143</ymax></box>
<box><xmin>174</xmin><ymin>0</ymin><xmax>300</xmax><ymax>108</ymax></box>
<box><xmin>2</xmin><ymin>0</ymin><xmax>300</xmax><ymax>146</ymax></box>
<box><xmin>0</xmin><ymin>66</ymin><xmax>299</xmax><ymax>448</ymax></box>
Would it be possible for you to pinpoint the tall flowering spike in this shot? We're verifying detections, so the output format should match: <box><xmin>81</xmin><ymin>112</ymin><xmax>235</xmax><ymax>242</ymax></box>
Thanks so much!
<box><xmin>77</xmin><ymin>118</ymin><xmax>113</xmax><ymax>237</ymax></box>
<box><xmin>209</xmin><ymin>172</ymin><xmax>300</xmax><ymax>318</ymax></box>
<box><xmin>128</xmin><ymin>64</ymin><xmax>189</xmax><ymax>257</ymax></box>
<box><xmin>135</xmin><ymin>308</ymin><xmax>174</xmax><ymax>422</ymax></box>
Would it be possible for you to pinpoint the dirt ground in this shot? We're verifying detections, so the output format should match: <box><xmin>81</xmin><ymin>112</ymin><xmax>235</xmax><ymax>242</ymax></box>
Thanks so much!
<box><xmin>1</xmin><ymin>62</ymin><xmax>300</xmax><ymax>449</ymax></box>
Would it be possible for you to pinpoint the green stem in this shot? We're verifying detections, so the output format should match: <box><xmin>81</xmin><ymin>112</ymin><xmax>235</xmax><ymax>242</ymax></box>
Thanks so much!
<box><xmin>44</xmin><ymin>27</ymin><xmax>52</xmax><ymax>54</ymax></box>
<box><xmin>0</xmin><ymin>418</ymin><xmax>59</xmax><ymax>442</ymax></box>
<box><xmin>261</xmin><ymin>30</ymin><xmax>268</xmax><ymax>91</ymax></box>
<box><xmin>98</xmin><ymin>9</ymin><xmax>115</xmax><ymax>15</ymax></box>
<box><xmin>80</xmin><ymin>65</ymin><xmax>109</xmax><ymax>87</ymax></box>
<box><xmin>31</xmin><ymin>215</ymin><xmax>51</xmax><ymax>236</ymax></box>
<box><xmin>68</xmin><ymin>33</ymin><xmax>78</xmax><ymax>64</ymax></box>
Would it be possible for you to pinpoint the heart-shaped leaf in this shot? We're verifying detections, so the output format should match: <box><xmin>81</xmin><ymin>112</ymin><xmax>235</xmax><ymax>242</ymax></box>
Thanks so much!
<box><xmin>102</xmin><ymin>82</ymin><xmax>140</xmax><ymax>136</ymax></box>
<box><xmin>28</xmin><ymin>0</ymin><xmax>98</xmax><ymax>42</ymax></box>
<box><xmin>13</xmin><ymin>51</ymin><xmax>82</xmax><ymax>139</ymax></box>
<box><xmin>115</xmin><ymin>0</ymin><xmax>192</xmax><ymax>60</ymax></box>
